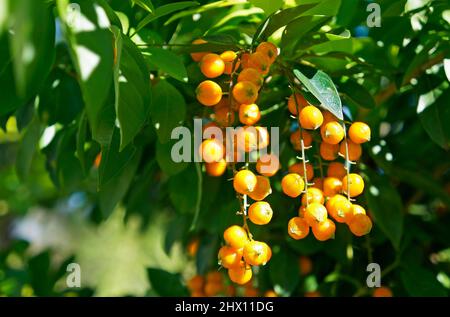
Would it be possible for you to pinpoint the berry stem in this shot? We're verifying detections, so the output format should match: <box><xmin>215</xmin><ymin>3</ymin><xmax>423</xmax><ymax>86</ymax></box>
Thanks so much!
<box><xmin>342</xmin><ymin>122</ymin><xmax>351</xmax><ymax>201</ymax></box>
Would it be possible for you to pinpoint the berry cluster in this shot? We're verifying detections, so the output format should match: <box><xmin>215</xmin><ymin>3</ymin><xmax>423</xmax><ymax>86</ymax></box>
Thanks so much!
<box><xmin>191</xmin><ymin>40</ymin><xmax>280</xmax><ymax>285</ymax></box>
<box><xmin>283</xmin><ymin>93</ymin><xmax>373</xmax><ymax>241</ymax></box>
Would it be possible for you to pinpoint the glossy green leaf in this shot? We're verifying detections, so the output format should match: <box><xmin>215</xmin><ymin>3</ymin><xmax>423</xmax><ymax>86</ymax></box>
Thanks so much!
<box><xmin>248</xmin><ymin>0</ymin><xmax>283</xmax><ymax>15</ymax></box>
<box><xmin>132</xmin><ymin>0</ymin><xmax>154</xmax><ymax>13</ymax></box>
<box><xmin>400</xmin><ymin>264</ymin><xmax>447</xmax><ymax>297</ymax></box>
<box><xmin>144</xmin><ymin>47</ymin><xmax>188</xmax><ymax>82</ymax></box>
<box><xmin>76</xmin><ymin>111</ymin><xmax>88</xmax><ymax>174</ymax></box>
<box><xmin>339</xmin><ymin>79</ymin><xmax>375</xmax><ymax>109</ymax></box>
<box><xmin>156</xmin><ymin>139</ymin><xmax>188</xmax><ymax>176</ymax></box>
<box><xmin>147</xmin><ymin>268</ymin><xmax>189</xmax><ymax>296</ymax></box>
<box><xmin>269</xmin><ymin>247</ymin><xmax>300</xmax><ymax>296</ymax></box>
<box><xmin>293</xmin><ymin>69</ymin><xmax>343</xmax><ymax>120</ymax></box>
<box><xmin>169</xmin><ymin>165</ymin><xmax>200</xmax><ymax>214</ymax></box>
<box><xmin>15</xmin><ymin>114</ymin><xmax>42</xmax><ymax>181</ymax></box>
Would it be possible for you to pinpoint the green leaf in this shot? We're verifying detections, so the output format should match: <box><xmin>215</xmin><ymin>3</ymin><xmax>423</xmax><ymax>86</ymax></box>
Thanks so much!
<box><xmin>76</xmin><ymin>111</ymin><xmax>88</xmax><ymax>174</ymax></box>
<box><xmin>400</xmin><ymin>264</ymin><xmax>447</xmax><ymax>296</ymax></box>
<box><xmin>144</xmin><ymin>47</ymin><xmax>188</xmax><ymax>82</ymax></box>
<box><xmin>57</xmin><ymin>0</ymin><xmax>114</xmax><ymax>145</ymax></box>
<box><xmin>150</xmin><ymin>80</ymin><xmax>186</xmax><ymax>144</ymax></box>
<box><xmin>114</xmin><ymin>34</ymin><xmax>152</xmax><ymax>150</ymax></box>
<box><xmin>0</xmin><ymin>35</ymin><xmax>22</xmax><ymax>116</ymax></box>
<box><xmin>418</xmin><ymin>88</ymin><xmax>450</xmax><ymax>150</ymax></box>
<box><xmin>269</xmin><ymin>247</ymin><xmax>300</xmax><ymax>296</ymax></box>
<box><xmin>248</xmin><ymin>0</ymin><xmax>283</xmax><ymax>15</ymax></box>
<box><xmin>15</xmin><ymin>114</ymin><xmax>42</xmax><ymax>181</ymax></box>
<box><xmin>364</xmin><ymin>170</ymin><xmax>404</xmax><ymax>250</ymax></box>
<box><xmin>339</xmin><ymin>79</ymin><xmax>375</xmax><ymax>109</ymax></box>
<box><xmin>293</xmin><ymin>69</ymin><xmax>343</xmax><ymax>120</ymax></box>
<box><xmin>9</xmin><ymin>0</ymin><xmax>55</xmax><ymax>98</ymax></box>
<box><xmin>169</xmin><ymin>165</ymin><xmax>200</xmax><ymax>214</ymax></box>
<box><xmin>164</xmin><ymin>0</ymin><xmax>238</xmax><ymax>25</ymax></box>
<box><xmin>134</xmin><ymin>1</ymin><xmax>199</xmax><ymax>34</ymax></box>
<box><xmin>132</xmin><ymin>0</ymin><xmax>155</xmax><ymax>13</ymax></box>
<box><xmin>156</xmin><ymin>139</ymin><xmax>188</xmax><ymax>176</ymax></box>
<box><xmin>147</xmin><ymin>268</ymin><xmax>189</xmax><ymax>296</ymax></box>
<box><xmin>258</xmin><ymin>3</ymin><xmax>319</xmax><ymax>40</ymax></box>
<box><xmin>301</xmin><ymin>0</ymin><xmax>342</xmax><ymax>16</ymax></box>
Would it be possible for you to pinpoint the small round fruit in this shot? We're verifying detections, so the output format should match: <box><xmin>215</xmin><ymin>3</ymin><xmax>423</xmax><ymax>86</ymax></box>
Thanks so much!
<box><xmin>287</xmin><ymin>217</ymin><xmax>310</xmax><ymax>240</ymax></box>
<box><xmin>301</xmin><ymin>188</ymin><xmax>325</xmax><ymax>205</ymax></box>
<box><xmin>299</xmin><ymin>106</ymin><xmax>324</xmax><ymax>130</ymax></box>
<box><xmin>248</xmin><ymin>201</ymin><xmax>273</xmax><ymax>225</ymax></box>
<box><xmin>248</xmin><ymin>176</ymin><xmax>272</xmax><ymax>201</ymax></box>
<box><xmin>323</xmin><ymin>177</ymin><xmax>343</xmax><ymax>197</ymax></box>
<box><xmin>288</xmin><ymin>163</ymin><xmax>314</xmax><ymax>181</ymax></box>
<box><xmin>233</xmin><ymin>169</ymin><xmax>257</xmax><ymax>195</ymax></box>
<box><xmin>299</xmin><ymin>256</ymin><xmax>313</xmax><ymax>275</ymax></box>
<box><xmin>238</xmin><ymin>68</ymin><xmax>263</xmax><ymax>88</ymax></box>
<box><xmin>281</xmin><ymin>173</ymin><xmax>305</xmax><ymax>198</ymax></box>
<box><xmin>196</xmin><ymin>80</ymin><xmax>222</xmax><ymax>106</ymax></box>
<box><xmin>298</xmin><ymin>205</ymin><xmax>306</xmax><ymax>218</ymax></box>
<box><xmin>199</xmin><ymin>139</ymin><xmax>224</xmax><ymax>163</ymax></box>
<box><xmin>339</xmin><ymin>140</ymin><xmax>362</xmax><ymax>161</ymax></box>
<box><xmin>206</xmin><ymin>271</ymin><xmax>223</xmax><ymax>284</ymax></box>
<box><xmin>321</xmin><ymin>121</ymin><xmax>344</xmax><ymax>145</ymax></box>
<box><xmin>228</xmin><ymin>264</ymin><xmax>252</xmax><ymax>285</ymax></box>
<box><xmin>232</xmin><ymin>81</ymin><xmax>259</xmax><ymax>104</ymax></box>
<box><xmin>348</xmin><ymin>214</ymin><xmax>372</xmax><ymax>236</ymax></box>
<box><xmin>304</xmin><ymin>203</ymin><xmax>328</xmax><ymax>226</ymax></box>
<box><xmin>247</xmin><ymin>52</ymin><xmax>271</xmax><ymax>75</ymax></box>
<box><xmin>223</xmin><ymin>225</ymin><xmax>248</xmax><ymax>249</ymax></box>
<box><xmin>373</xmin><ymin>286</ymin><xmax>393</xmax><ymax>297</ymax></box>
<box><xmin>349</xmin><ymin>122</ymin><xmax>371</xmax><ymax>144</ymax></box>
<box><xmin>327</xmin><ymin>162</ymin><xmax>347</xmax><ymax>179</ymax></box>
<box><xmin>287</xmin><ymin>93</ymin><xmax>308</xmax><ymax>115</ymax></box>
<box><xmin>200</xmin><ymin>53</ymin><xmax>225</xmax><ymax>78</ymax></box>
<box><xmin>239</xmin><ymin>103</ymin><xmax>261</xmax><ymax>125</ymax></box>
<box><xmin>264</xmin><ymin>290</ymin><xmax>278</xmax><ymax>297</ymax></box>
<box><xmin>220</xmin><ymin>50</ymin><xmax>240</xmax><ymax>75</ymax></box>
<box><xmin>206</xmin><ymin>159</ymin><xmax>227</xmax><ymax>177</ymax></box>
<box><xmin>187</xmin><ymin>275</ymin><xmax>204</xmax><ymax>292</ymax></box>
<box><xmin>256</xmin><ymin>42</ymin><xmax>278</xmax><ymax>64</ymax></box>
<box><xmin>218</xmin><ymin>245</ymin><xmax>243</xmax><ymax>269</ymax></box>
<box><xmin>190</xmin><ymin>39</ymin><xmax>209</xmax><ymax>62</ymax></box>
<box><xmin>326</xmin><ymin>194</ymin><xmax>352</xmax><ymax>223</ymax></box>
<box><xmin>256</xmin><ymin>153</ymin><xmax>280</xmax><ymax>177</ymax></box>
<box><xmin>312</xmin><ymin>219</ymin><xmax>336</xmax><ymax>241</ymax></box>
<box><xmin>204</xmin><ymin>281</ymin><xmax>223</xmax><ymax>296</ymax></box>
<box><xmin>342</xmin><ymin>173</ymin><xmax>364</xmax><ymax>197</ymax></box>
<box><xmin>240</xmin><ymin>53</ymin><xmax>251</xmax><ymax>68</ymax></box>
<box><xmin>346</xmin><ymin>204</ymin><xmax>366</xmax><ymax>223</ymax></box>
<box><xmin>290</xmin><ymin>130</ymin><xmax>313</xmax><ymax>150</ymax></box>
<box><xmin>244</xmin><ymin>286</ymin><xmax>259</xmax><ymax>297</ymax></box>
<box><xmin>320</xmin><ymin>142</ymin><xmax>339</xmax><ymax>161</ymax></box>
<box><xmin>243</xmin><ymin>240</ymin><xmax>270</xmax><ymax>266</ymax></box>
<box><xmin>214</xmin><ymin>105</ymin><xmax>235</xmax><ymax>126</ymax></box>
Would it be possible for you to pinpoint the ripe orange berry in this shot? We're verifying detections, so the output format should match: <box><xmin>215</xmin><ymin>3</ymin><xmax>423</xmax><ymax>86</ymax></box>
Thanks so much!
<box><xmin>320</xmin><ymin>142</ymin><xmax>339</xmax><ymax>161</ymax></box>
<box><xmin>206</xmin><ymin>271</ymin><xmax>223</xmax><ymax>284</ymax></box>
<box><xmin>304</xmin><ymin>203</ymin><xmax>328</xmax><ymax>226</ymax></box>
<box><xmin>256</xmin><ymin>153</ymin><xmax>280</xmax><ymax>177</ymax></box>
<box><xmin>323</xmin><ymin>177</ymin><xmax>343</xmax><ymax>197</ymax></box>
<box><xmin>373</xmin><ymin>286</ymin><xmax>393</xmax><ymax>297</ymax></box>
<box><xmin>248</xmin><ymin>176</ymin><xmax>272</xmax><ymax>201</ymax></box>
<box><xmin>264</xmin><ymin>290</ymin><xmax>278</xmax><ymax>297</ymax></box>
<box><xmin>196</xmin><ymin>80</ymin><xmax>222</xmax><ymax>106</ymax></box>
<box><xmin>299</xmin><ymin>106</ymin><xmax>324</xmax><ymax>130</ymax></box>
<box><xmin>228</xmin><ymin>264</ymin><xmax>252</xmax><ymax>285</ymax></box>
<box><xmin>346</xmin><ymin>204</ymin><xmax>366</xmax><ymax>223</ymax></box>
<box><xmin>206</xmin><ymin>159</ymin><xmax>227</xmax><ymax>177</ymax></box>
<box><xmin>327</xmin><ymin>162</ymin><xmax>347</xmax><ymax>179</ymax></box>
<box><xmin>326</xmin><ymin>194</ymin><xmax>352</xmax><ymax>223</ymax></box>
<box><xmin>287</xmin><ymin>93</ymin><xmax>308</xmax><ymax>115</ymax></box>
<box><xmin>187</xmin><ymin>275</ymin><xmax>204</xmax><ymax>292</ymax></box>
<box><xmin>220</xmin><ymin>51</ymin><xmax>240</xmax><ymax>75</ymax></box>
<box><xmin>190</xmin><ymin>39</ymin><xmax>210</xmax><ymax>62</ymax></box>
<box><xmin>290</xmin><ymin>130</ymin><xmax>312</xmax><ymax>150</ymax></box>
<box><xmin>342</xmin><ymin>173</ymin><xmax>364</xmax><ymax>197</ymax></box>
<box><xmin>187</xmin><ymin>238</ymin><xmax>200</xmax><ymax>257</ymax></box>
<box><xmin>240</xmin><ymin>52</ymin><xmax>251</xmax><ymax>68</ymax></box>
<box><xmin>200</xmin><ymin>53</ymin><xmax>225</xmax><ymax>78</ymax></box>
<box><xmin>322</xmin><ymin>111</ymin><xmax>338</xmax><ymax>125</ymax></box>
<box><xmin>238</xmin><ymin>68</ymin><xmax>263</xmax><ymax>88</ymax></box>
<box><xmin>243</xmin><ymin>240</ymin><xmax>270</xmax><ymax>266</ymax></box>
<box><xmin>311</xmin><ymin>177</ymin><xmax>323</xmax><ymax>190</ymax></box>
<box><xmin>298</xmin><ymin>205</ymin><xmax>306</xmax><ymax>218</ymax></box>
<box><xmin>247</xmin><ymin>52</ymin><xmax>271</xmax><ymax>75</ymax></box>
<box><xmin>312</xmin><ymin>219</ymin><xmax>336</xmax><ymax>241</ymax></box>
<box><xmin>248</xmin><ymin>201</ymin><xmax>273</xmax><ymax>225</ymax></box>
<box><xmin>239</xmin><ymin>103</ymin><xmax>261</xmax><ymax>125</ymax></box>
<box><xmin>233</xmin><ymin>169</ymin><xmax>257</xmax><ymax>195</ymax></box>
<box><xmin>287</xmin><ymin>217</ymin><xmax>310</xmax><ymax>240</ymax></box>
<box><xmin>224</xmin><ymin>225</ymin><xmax>249</xmax><ymax>249</ymax></box>
<box><xmin>321</xmin><ymin>121</ymin><xmax>344</xmax><ymax>145</ymax></box>
<box><xmin>94</xmin><ymin>152</ymin><xmax>102</xmax><ymax>168</ymax></box>
<box><xmin>339</xmin><ymin>140</ymin><xmax>362</xmax><ymax>161</ymax></box>
<box><xmin>288</xmin><ymin>162</ymin><xmax>314</xmax><ymax>181</ymax></box>
<box><xmin>299</xmin><ymin>256</ymin><xmax>313</xmax><ymax>275</ymax></box>
<box><xmin>204</xmin><ymin>281</ymin><xmax>223</xmax><ymax>296</ymax></box>
<box><xmin>214</xmin><ymin>105</ymin><xmax>235</xmax><ymax>126</ymax></box>
<box><xmin>281</xmin><ymin>173</ymin><xmax>305</xmax><ymax>198</ymax></box>
<box><xmin>244</xmin><ymin>286</ymin><xmax>259</xmax><ymax>297</ymax></box>
<box><xmin>191</xmin><ymin>291</ymin><xmax>205</xmax><ymax>297</ymax></box>
<box><xmin>218</xmin><ymin>245</ymin><xmax>243</xmax><ymax>269</ymax></box>
<box><xmin>301</xmin><ymin>188</ymin><xmax>325</xmax><ymax>205</ymax></box>
<box><xmin>226</xmin><ymin>285</ymin><xmax>236</xmax><ymax>296</ymax></box>
<box><xmin>256</xmin><ymin>41</ymin><xmax>278</xmax><ymax>64</ymax></box>
<box><xmin>232</xmin><ymin>81</ymin><xmax>258</xmax><ymax>104</ymax></box>
<box><xmin>202</xmin><ymin>121</ymin><xmax>222</xmax><ymax>138</ymax></box>
<box><xmin>199</xmin><ymin>139</ymin><xmax>224</xmax><ymax>163</ymax></box>
<box><xmin>304</xmin><ymin>291</ymin><xmax>321</xmax><ymax>297</ymax></box>
<box><xmin>348</xmin><ymin>213</ymin><xmax>372</xmax><ymax>236</ymax></box>
<box><xmin>349</xmin><ymin>122</ymin><xmax>371</xmax><ymax>144</ymax></box>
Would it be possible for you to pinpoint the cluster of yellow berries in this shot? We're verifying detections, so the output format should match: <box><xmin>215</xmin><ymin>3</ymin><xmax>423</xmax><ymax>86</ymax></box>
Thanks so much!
<box><xmin>283</xmin><ymin>93</ymin><xmax>373</xmax><ymax>241</ymax></box>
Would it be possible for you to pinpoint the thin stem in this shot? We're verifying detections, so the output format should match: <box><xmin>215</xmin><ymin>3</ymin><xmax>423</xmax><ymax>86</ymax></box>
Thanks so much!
<box><xmin>342</xmin><ymin>122</ymin><xmax>351</xmax><ymax>201</ymax></box>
